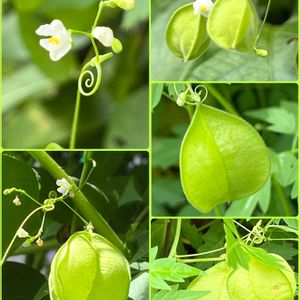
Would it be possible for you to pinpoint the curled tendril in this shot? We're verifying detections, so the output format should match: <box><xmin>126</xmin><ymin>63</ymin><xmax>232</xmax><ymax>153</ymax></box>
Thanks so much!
<box><xmin>78</xmin><ymin>52</ymin><xmax>113</xmax><ymax>97</ymax></box>
<box><xmin>177</xmin><ymin>85</ymin><xmax>209</xmax><ymax>107</ymax></box>
<box><xmin>78</xmin><ymin>61</ymin><xmax>102</xmax><ymax>97</ymax></box>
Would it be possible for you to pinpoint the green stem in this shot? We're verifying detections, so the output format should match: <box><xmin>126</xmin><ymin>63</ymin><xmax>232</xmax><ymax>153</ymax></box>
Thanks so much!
<box><xmin>272</xmin><ymin>176</ymin><xmax>293</xmax><ymax>216</ymax></box>
<box><xmin>177</xmin><ymin>257</ymin><xmax>225</xmax><ymax>263</ymax></box>
<box><xmin>93</xmin><ymin>1</ymin><xmax>105</xmax><ymax>28</ymax></box>
<box><xmin>69</xmin><ymin>89</ymin><xmax>81</xmax><ymax>149</ymax></box>
<box><xmin>176</xmin><ymin>246</ymin><xmax>225</xmax><ymax>258</ymax></box>
<box><xmin>168</xmin><ymin>219</ymin><xmax>182</xmax><ymax>258</ymax></box>
<box><xmin>14</xmin><ymin>239</ymin><xmax>59</xmax><ymax>255</ymax></box>
<box><xmin>1</xmin><ymin>206</ymin><xmax>44</xmax><ymax>265</ymax></box>
<box><xmin>29</xmin><ymin>151</ymin><xmax>125</xmax><ymax>252</ymax></box>
<box><xmin>214</xmin><ymin>205</ymin><xmax>222</xmax><ymax>216</ymax></box>
<box><xmin>255</xmin><ymin>0</ymin><xmax>272</xmax><ymax>47</ymax></box>
<box><xmin>79</xmin><ymin>151</ymin><xmax>94</xmax><ymax>188</ymax></box>
<box><xmin>206</xmin><ymin>85</ymin><xmax>239</xmax><ymax>116</ymax></box>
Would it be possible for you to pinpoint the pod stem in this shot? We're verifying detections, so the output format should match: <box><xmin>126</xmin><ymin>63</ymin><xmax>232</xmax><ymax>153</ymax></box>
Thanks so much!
<box><xmin>168</xmin><ymin>219</ymin><xmax>182</xmax><ymax>258</ymax></box>
<box><xmin>29</xmin><ymin>151</ymin><xmax>125</xmax><ymax>253</ymax></box>
<box><xmin>255</xmin><ymin>0</ymin><xmax>272</xmax><ymax>47</ymax></box>
<box><xmin>206</xmin><ymin>85</ymin><xmax>239</xmax><ymax>116</ymax></box>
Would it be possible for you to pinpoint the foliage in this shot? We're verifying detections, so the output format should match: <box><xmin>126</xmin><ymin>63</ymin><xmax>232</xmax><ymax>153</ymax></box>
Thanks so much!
<box><xmin>2</xmin><ymin>0</ymin><xmax>148</xmax><ymax>148</ymax></box>
<box><xmin>152</xmin><ymin>83</ymin><xmax>298</xmax><ymax>217</ymax></box>
<box><xmin>151</xmin><ymin>0</ymin><xmax>298</xmax><ymax>81</ymax></box>
<box><xmin>2</xmin><ymin>151</ymin><xmax>149</xmax><ymax>300</ymax></box>
<box><xmin>150</xmin><ymin>218</ymin><xmax>298</xmax><ymax>300</ymax></box>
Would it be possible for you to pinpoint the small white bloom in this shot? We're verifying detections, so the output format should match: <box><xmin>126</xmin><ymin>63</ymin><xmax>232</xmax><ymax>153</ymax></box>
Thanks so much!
<box><xmin>92</xmin><ymin>26</ymin><xmax>114</xmax><ymax>47</ymax></box>
<box><xmin>36</xmin><ymin>19</ymin><xmax>72</xmax><ymax>61</ymax></box>
<box><xmin>13</xmin><ymin>195</ymin><xmax>21</xmax><ymax>206</ymax></box>
<box><xmin>36</xmin><ymin>238</ymin><xmax>44</xmax><ymax>247</ymax></box>
<box><xmin>17</xmin><ymin>228</ymin><xmax>29</xmax><ymax>238</ymax></box>
<box><xmin>56</xmin><ymin>178</ymin><xmax>71</xmax><ymax>196</ymax></box>
<box><xmin>193</xmin><ymin>0</ymin><xmax>214</xmax><ymax>17</ymax></box>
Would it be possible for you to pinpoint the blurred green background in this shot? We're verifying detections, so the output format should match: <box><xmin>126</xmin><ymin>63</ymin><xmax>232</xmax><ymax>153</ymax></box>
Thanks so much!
<box><xmin>152</xmin><ymin>83</ymin><xmax>298</xmax><ymax>217</ymax></box>
<box><xmin>151</xmin><ymin>0</ymin><xmax>298</xmax><ymax>81</ymax></box>
<box><xmin>2</xmin><ymin>0</ymin><xmax>148</xmax><ymax>149</ymax></box>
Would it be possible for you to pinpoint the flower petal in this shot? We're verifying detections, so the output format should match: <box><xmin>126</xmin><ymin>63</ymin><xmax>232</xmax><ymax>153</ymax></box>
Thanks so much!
<box><xmin>36</xmin><ymin>24</ymin><xmax>53</xmax><ymax>36</ymax></box>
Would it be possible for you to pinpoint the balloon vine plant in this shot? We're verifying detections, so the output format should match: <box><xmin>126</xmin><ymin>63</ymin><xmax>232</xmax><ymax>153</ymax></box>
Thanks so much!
<box><xmin>166</xmin><ymin>0</ymin><xmax>271</xmax><ymax>62</ymax></box>
<box><xmin>154</xmin><ymin>218</ymin><xmax>297</xmax><ymax>299</ymax></box>
<box><xmin>2</xmin><ymin>151</ymin><xmax>133</xmax><ymax>299</ymax></box>
<box><xmin>36</xmin><ymin>0</ymin><xmax>135</xmax><ymax>148</ymax></box>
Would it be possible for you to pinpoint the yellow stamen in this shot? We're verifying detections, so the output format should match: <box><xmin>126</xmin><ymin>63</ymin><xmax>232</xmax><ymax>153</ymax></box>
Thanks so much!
<box><xmin>49</xmin><ymin>37</ymin><xmax>60</xmax><ymax>45</ymax></box>
<box><xmin>201</xmin><ymin>5</ymin><xmax>207</xmax><ymax>12</ymax></box>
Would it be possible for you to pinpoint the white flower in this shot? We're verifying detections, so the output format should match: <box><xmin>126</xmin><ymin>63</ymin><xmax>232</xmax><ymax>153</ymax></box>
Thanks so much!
<box><xmin>56</xmin><ymin>178</ymin><xmax>71</xmax><ymax>196</ymax></box>
<box><xmin>36</xmin><ymin>238</ymin><xmax>44</xmax><ymax>247</ymax></box>
<box><xmin>36</xmin><ymin>19</ymin><xmax>72</xmax><ymax>61</ymax></box>
<box><xmin>13</xmin><ymin>195</ymin><xmax>21</xmax><ymax>206</ymax></box>
<box><xmin>92</xmin><ymin>26</ymin><xmax>114</xmax><ymax>47</ymax></box>
<box><xmin>193</xmin><ymin>0</ymin><xmax>214</xmax><ymax>17</ymax></box>
<box><xmin>17</xmin><ymin>228</ymin><xmax>29</xmax><ymax>238</ymax></box>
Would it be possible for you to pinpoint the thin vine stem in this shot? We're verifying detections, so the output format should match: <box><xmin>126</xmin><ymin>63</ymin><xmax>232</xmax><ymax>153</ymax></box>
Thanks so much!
<box><xmin>29</xmin><ymin>151</ymin><xmax>125</xmax><ymax>252</ymax></box>
<box><xmin>255</xmin><ymin>0</ymin><xmax>272</xmax><ymax>47</ymax></box>
<box><xmin>177</xmin><ymin>257</ymin><xmax>225</xmax><ymax>263</ymax></box>
<box><xmin>69</xmin><ymin>89</ymin><xmax>81</xmax><ymax>149</ymax></box>
<box><xmin>206</xmin><ymin>85</ymin><xmax>239</xmax><ymax>116</ymax></box>
<box><xmin>1</xmin><ymin>206</ymin><xmax>44</xmax><ymax>265</ymax></box>
<box><xmin>176</xmin><ymin>246</ymin><xmax>225</xmax><ymax>258</ymax></box>
<box><xmin>168</xmin><ymin>219</ymin><xmax>182</xmax><ymax>258</ymax></box>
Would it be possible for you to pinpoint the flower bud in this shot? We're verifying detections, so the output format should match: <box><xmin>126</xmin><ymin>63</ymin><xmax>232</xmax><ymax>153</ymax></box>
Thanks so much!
<box><xmin>112</xmin><ymin>38</ymin><xmax>123</xmax><ymax>53</ymax></box>
<box><xmin>256</xmin><ymin>48</ymin><xmax>268</xmax><ymax>57</ymax></box>
<box><xmin>92</xmin><ymin>26</ymin><xmax>114</xmax><ymax>47</ymax></box>
<box><xmin>114</xmin><ymin>0</ymin><xmax>135</xmax><ymax>11</ymax></box>
<box><xmin>176</xmin><ymin>92</ymin><xmax>187</xmax><ymax>107</ymax></box>
<box><xmin>13</xmin><ymin>195</ymin><xmax>21</xmax><ymax>206</ymax></box>
<box><xmin>49</xmin><ymin>231</ymin><xmax>131</xmax><ymax>300</ymax></box>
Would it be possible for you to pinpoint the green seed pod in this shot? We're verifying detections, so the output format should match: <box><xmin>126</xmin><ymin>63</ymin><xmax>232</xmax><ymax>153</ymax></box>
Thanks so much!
<box><xmin>166</xmin><ymin>4</ymin><xmax>210</xmax><ymax>62</ymax></box>
<box><xmin>188</xmin><ymin>262</ymin><xmax>231</xmax><ymax>299</ymax></box>
<box><xmin>49</xmin><ymin>231</ymin><xmax>131</xmax><ymax>300</ymax></box>
<box><xmin>180</xmin><ymin>104</ymin><xmax>270</xmax><ymax>212</ymax></box>
<box><xmin>227</xmin><ymin>254</ymin><xmax>296</xmax><ymax>300</ymax></box>
<box><xmin>207</xmin><ymin>0</ymin><xmax>259</xmax><ymax>51</ymax></box>
<box><xmin>187</xmin><ymin>254</ymin><xmax>295</xmax><ymax>300</ymax></box>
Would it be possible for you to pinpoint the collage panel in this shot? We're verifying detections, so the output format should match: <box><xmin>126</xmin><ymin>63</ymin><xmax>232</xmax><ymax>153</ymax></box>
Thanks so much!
<box><xmin>2</xmin><ymin>151</ymin><xmax>149</xmax><ymax>299</ymax></box>
<box><xmin>2</xmin><ymin>0</ymin><xmax>149</xmax><ymax>149</ymax></box>
<box><xmin>150</xmin><ymin>218</ymin><xmax>298</xmax><ymax>299</ymax></box>
<box><xmin>151</xmin><ymin>0</ymin><xmax>298</xmax><ymax>81</ymax></box>
<box><xmin>152</xmin><ymin>83</ymin><xmax>298</xmax><ymax>217</ymax></box>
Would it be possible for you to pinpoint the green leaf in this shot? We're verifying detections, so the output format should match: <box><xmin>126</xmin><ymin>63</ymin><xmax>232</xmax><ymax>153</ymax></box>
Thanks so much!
<box><xmin>129</xmin><ymin>272</ymin><xmax>149</xmax><ymax>300</ymax></box>
<box><xmin>121</xmin><ymin>0</ymin><xmax>148</xmax><ymax>30</ymax></box>
<box><xmin>242</xmin><ymin>244</ymin><xmax>288</xmax><ymax>270</ymax></box>
<box><xmin>33</xmin><ymin>282</ymin><xmax>50</xmax><ymax>300</ymax></box>
<box><xmin>3</xmin><ymin>64</ymin><xmax>56</xmax><ymax>113</ymax></box>
<box><xmin>167</xmin><ymin>83</ymin><xmax>186</xmax><ymax>99</ymax></box>
<box><xmin>283</xmin><ymin>219</ymin><xmax>298</xmax><ymax>230</ymax></box>
<box><xmin>152</xmin><ymin>289</ymin><xmax>209</xmax><ymax>300</ymax></box>
<box><xmin>224</xmin><ymin>221</ymin><xmax>248</xmax><ymax>270</ymax></box>
<box><xmin>151</xmin><ymin>258</ymin><xmax>201</xmax><ymax>290</ymax></box>
<box><xmin>2</xmin><ymin>154</ymin><xmax>41</xmax><ymax>257</ymax></box>
<box><xmin>257</xmin><ymin>177</ymin><xmax>271</xmax><ymax>213</ymax></box>
<box><xmin>245</xmin><ymin>102</ymin><xmax>297</xmax><ymax>134</ymax></box>
<box><xmin>3</xmin><ymin>262</ymin><xmax>46</xmax><ymax>300</ymax></box>
<box><xmin>152</xmin><ymin>137</ymin><xmax>181</xmax><ymax>169</ymax></box>
<box><xmin>272</xmin><ymin>152</ymin><xmax>297</xmax><ymax>187</ymax></box>
<box><xmin>151</xmin><ymin>246</ymin><xmax>159</xmax><ymax>261</ymax></box>
<box><xmin>261</xmin><ymin>242</ymin><xmax>298</xmax><ymax>261</ymax></box>
<box><xmin>152</xmin><ymin>83</ymin><xmax>164</xmax><ymax>109</ymax></box>
<box><xmin>152</xmin><ymin>178</ymin><xmax>184</xmax><ymax>212</ymax></box>
<box><xmin>104</xmin><ymin>86</ymin><xmax>149</xmax><ymax>148</ymax></box>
